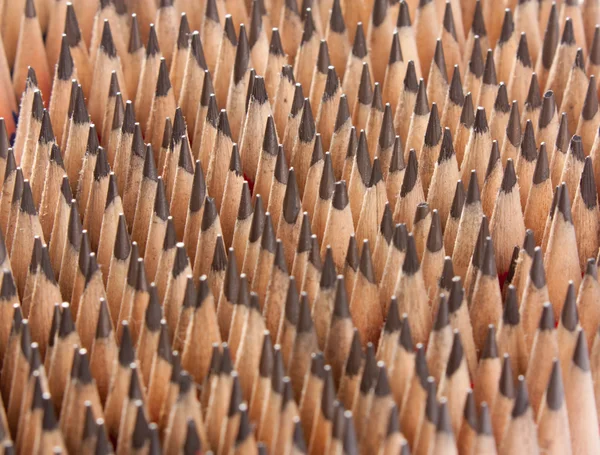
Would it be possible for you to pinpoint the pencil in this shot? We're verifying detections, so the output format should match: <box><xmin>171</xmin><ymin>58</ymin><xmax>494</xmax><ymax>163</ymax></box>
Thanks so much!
<box><xmin>0</xmin><ymin>0</ymin><xmax>600</xmax><ymax>453</ymax></box>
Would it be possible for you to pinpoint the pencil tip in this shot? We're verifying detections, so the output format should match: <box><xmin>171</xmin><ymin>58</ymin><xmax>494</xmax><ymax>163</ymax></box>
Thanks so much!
<box><xmin>499</xmin><ymin>9</ymin><xmax>514</xmax><ymax>44</ymax></box>
<box><xmin>369</xmin><ymin>156</ymin><xmax>383</xmax><ymax>188</ymax></box>
<box><xmin>388</xmin><ymin>32</ymin><xmax>403</xmax><ymax>67</ymax></box>
<box><xmin>446</xmin><ymin>331</ymin><xmax>464</xmax><ymax>377</ymax></box>
<box><xmin>95</xmin><ymin>299</ymin><xmax>112</xmax><ymax>339</ymax></box>
<box><xmin>233</xmin><ymin>24</ymin><xmax>250</xmax><ymax>85</ymax></box>
<box><xmin>38</xmin><ymin>110</ymin><xmax>54</xmax><ymax>146</ymax></box>
<box><xmin>400</xmin><ymin>149</ymin><xmax>418</xmax><ymax>197</ymax></box>
<box><xmin>500</xmin><ymin>159</ymin><xmax>517</xmax><ymax>193</ymax></box>
<box><xmin>466</xmin><ymin>170</ymin><xmax>481</xmax><ymax>203</ymax></box>
<box><xmin>248</xmin><ymin>1</ymin><xmax>263</xmax><ymax>48</ymax></box>
<box><xmin>283</xmin><ymin>168</ymin><xmax>301</xmax><ymax>223</ymax></box>
<box><xmin>463</xmin><ymin>390</ymin><xmax>477</xmax><ymax>429</ymax></box>
<box><xmin>58</xmin><ymin>303</ymin><xmax>74</xmax><ymax>338</ymax></box>
<box><xmin>527</xmin><ymin>247</ymin><xmax>545</xmax><ymax>289</ymax></box>
<box><xmin>224</xmin><ymin>248</ymin><xmax>239</xmax><ymax>303</ymax></box>
<box><xmin>448</xmin><ymin>67</ymin><xmax>464</xmax><ymax>109</ymax></box>
<box><xmin>155</xmin><ymin>59</ymin><xmax>171</xmax><ymax>96</ymax></box>
<box><xmin>269</xmin><ymin>28</ymin><xmax>284</xmax><ymax>56</ymax></box>
<box><xmin>128</xmin><ymin>14</ymin><xmax>142</xmax><ymax>53</ymax></box>
<box><xmin>122</xmin><ymin>101</ymin><xmax>135</xmax><ymax>134</ymax></box>
<box><xmin>560</xmin><ymin>281</ymin><xmax>578</xmax><ymax>331</ymax></box>
<box><xmin>190</xmin><ymin>32</ymin><xmax>207</xmax><ymax>70</ymax></box>
<box><xmin>573</xmin><ymin>329</ymin><xmax>591</xmax><ymax>373</ymax></box>
<box><xmin>301</xmin><ymin>8</ymin><xmax>317</xmax><ymax>45</ymax></box>
<box><xmin>205</xmin><ymin>0</ymin><xmax>220</xmax><ymax>22</ymax></box>
<box><xmin>170</xmin><ymin>351</ymin><xmax>181</xmax><ymax>380</ymax></box>
<box><xmin>435</xmin><ymin>399</ymin><xmax>453</xmax><ymax>434</ymax></box>
<box><xmin>19</xmin><ymin>180</ymin><xmax>36</xmax><ymax>215</ymax></box>
<box><xmin>469</xmin><ymin>37</ymin><xmax>484</xmax><ymax>77</ymax></box>
<box><xmin>415</xmin><ymin>79</ymin><xmax>429</xmax><ymax>115</ymax></box>
<box><xmin>118</xmin><ymin>323</ymin><xmax>135</xmax><ymax>366</ymax></box>
<box><xmin>582</xmin><ymin>76</ymin><xmax>599</xmax><ymax>121</ymax></box>
<box><xmin>64</xmin><ymin>4</ymin><xmax>82</xmax><ymax>47</ymax></box>
<box><xmin>458</xmin><ymin>92</ymin><xmax>474</xmax><ymax>128</ymax></box>
<box><xmin>512</xmin><ymin>376</ymin><xmax>530</xmax><ymax>417</ymax></box>
<box><xmin>260</xmin><ymin>213</ymin><xmax>276</xmax><ymax>254</ymax></box>
<box><xmin>324</xmin><ymin>66</ymin><xmax>341</xmax><ymax>101</ymax></box>
<box><xmin>545</xmin><ymin>360</ymin><xmax>564</xmax><ymax>410</ymax></box>
<box><xmin>450</xmin><ymin>180</ymin><xmax>466</xmax><ymax>219</ymax></box>
<box><xmin>558</xmin><ymin>182</ymin><xmax>573</xmax><ymax>224</ymax></box>
<box><xmin>24</xmin><ymin>0</ymin><xmax>36</xmax><ymax>17</ymax></box>
<box><xmin>360</xmin><ymin>344</ymin><xmax>379</xmax><ymax>393</ymax></box>
<box><xmin>539</xmin><ymin>302</ymin><xmax>555</xmax><ymax>331</ymax></box>
<box><xmin>201</xmin><ymin>197</ymin><xmax>218</xmax><ymax>232</ymax></box>
<box><xmin>69</xmin><ymin>89</ymin><xmax>87</xmax><ymax>129</ymax></box>
<box><xmin>404</xmin><ymin>61</ymin><xmax>418</xmax><ymax>93</ymax></box>
<box><xmin>145</xmin><ymin>285</ymin><xmax>162</xmax><ymax>331</ymax></box>
<box><xmin>515</xmin><ymin>33</ymin><xmax>531</xmax><ymax>67</ymax></box>
<box><xmin>352</xmin><ymin>22</ymin><xmax>367</xmax><ymax>59</ymax></box>
<box><xmin>422</xmin><ymin>102</ymin><xmax>441</xmax><ymax>149</ymax></box>
<box><xmin>525</xmin><ymin>75</ymin><xmax>541</xmax><ymax>114</ymax></box>
<box><xmin>222</xmin><ymin>15</ymin><xmax>236</xmax><ymax>46</ymax></box>
<box><xmin>228</xmin><ymin>143</ymin><xmax>242</xmax><ymax>176</ymax></box>
<box><xmin>433</xmin><ymin>41</ymin><xmax>448</xmax><ymax>82</ymax></box>
<box><xmin>519</xmin><ymin>122</ymin><xmax>536</xmax><ymax>164</ymax></box>
<box><xmin>157</xmin><ymin>322</ymin><xmax>171</xmax><ymax>362</ymax></box>
<box><xmin>146</xmin><ymin>24</ymin><xmax>160</xmax><ymax>56</ymax></box>
<box><xmin>345</xmin><ymin>236</ymin><xmax>359</xmax><ymax>272</ymax></box>
<box><xmin>271</xmin><ymin>346</ymin><xmax>284</xmax><ymax>391</ymax></box>
<box><xmin>485</xmin><ymin>141</ymin><xmax>500</xmax><ymax>179</ymax></box>
<box><xmin>296</xmin><ymin>293</ymin><xmax>313</xmax><ymax>333</ymax></box>
<box><xmin>374</xmin><ymin>363</ymin><xmax>391</xmax><ymax>398</ymax></box>
<box><xmin>402</xmin><ymin>234</ymin><xmax>420</xmax><ymax>275</ymax></box>
<box><xmin>580</xmin><ymin>157</ymin><xmax>597</xmax><ymax>210</ymax></box>
<box><xmin>183</xmin><ymin>420</ymin><xmax>201</xmax><ymax>455</ymax></box>
<box><xmin>532</xmin><ymin>142</ymin><xmax>549</xmax><ymax>184</ymax></box>
<box><xmin>503</xmin><ymin>285</ymin><xmax>520</xmax><ymax>326</ymax></box>
<box><xmin>332</xmin><ymin>180</ymin><xmax>349</xmax><ymax>210</ymax></box>
<box><xmin>473</xmin><ymin>107</ymin><xmax>488</xmax><ymax>135</ymax></box>
<box><xmin>591</xmin><ymin>27</ymin><xmax>600</xmax><ymax>66</ymax></box>
<box><xmin>358</xmin><ymin>64</ymin><xmax>373</xmax><ymax>106</ymax></box>
<box><xmin>100</xmin><ymin>20</ymin><xmax>117</xmax><ymax>58</ymax></box>
<box><xmin>57</xmin><ymin>35</ymin><xmax>75</xmax><ymax>81</ymax></box>
<box><xmin>562</xmin><ymin>17</ymin><xmax>575</xmax><ymax>45</ymax></box>
<box><xmin>77</xmin><ymin>349</ymin><xmax>93</xmax><ymax>384</ymax></box>
<box><xmin>482</xmin><ymin>325</ymin><xmax>498</xmax><ymax>359</ymax></box>
<box><xmin>131</xmin><ymin>404</ymin><xmax>148</xmax><ymax>450</ymax></box>
<box><xmin>113</xmin><ymin>214</ymin><xmax>130</xmax><ymax>260</ymax></box>
<box><xmin>434</xmin><ymin>294</ymin><xmax>449</xmax><ymax>331</ymax></box>
<box><xmin>359</xmin><ymin>241</ymin><xmax>375</xmax><ymax>283</ymax></box>
<box><xmin>439</xmin><ymin>257</ymin><xmax>454</xmax><ymax>292</ymax></box>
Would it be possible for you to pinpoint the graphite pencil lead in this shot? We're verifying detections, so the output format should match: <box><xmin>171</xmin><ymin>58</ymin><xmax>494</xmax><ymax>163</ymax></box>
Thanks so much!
<box><xmin>358</xmin><ymin>64</ymin><xmax>373</xmax><ymax>106</ymax></box>
<box><xmin>352</xmin><ymin>22</ymin><xmax>368</xmax><ymax>58</ymax></box>
<box><xmin>128</xmin><ymin>14</ymin><xmax>142</xmax><ymax>53</ymax></box>
<box><xmin>582</xmin><ymin>76</ymin><xmax>598</xmax><ymax>120</ymax></box>
<box><xmin>512</xmin><ymin>376</ymin><xmax>530</xmax><ymax>417</ymax></box>
<box><xmin>561</xmin><ymin>282</ymin><xmax>578</xmax><ymax>331</ymax></box>
<box><xmin>541</xmin><ymin>4</ymin><xmax>559</xmax><ymax>69</ymax></box>
<box><xmin>530</xmin><ymin>247</ymin><xmax>546</xmax><ymax>288</ymax></box>
<box><xmin>146</xmin><ymin>25</ymin><xmax>160</xmax><ymax>57</ymax></box>
<box><xmin>500</xmin><ymin>159</ymin><xmax>517</xmax><ymax>192</ymax></box>
<box><xmin>561</xmin><ymin>17</ymin><xmax>575</xmax><ymax>45</ymax></box>
<box><xmin>499</xmin><ymin>9</ymin><xmax>514</xmax><ymax>44</ymax></box>
<box><xmin>415</xmin><ymin>79</ymin><xmax>429</xmax><ymax>115</ymax></box>
<box><xmin>449</xmin><ymin>67</ymin><xmax>464</xmax><ymax>106</ymax></box>
<box><xmin>100</xmin><ymin>20</ymin><xmax>117</xmax><ymax>58</ymax></box>
<box><xmin>461</xmin><ymin>95</ymin><xmax>475</xmax><ymax>137</ymax></box>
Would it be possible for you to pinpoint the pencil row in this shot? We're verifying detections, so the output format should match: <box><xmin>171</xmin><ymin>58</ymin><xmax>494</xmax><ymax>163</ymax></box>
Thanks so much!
<box><xmin>0</xmin><ymin>0</ymin><xmax>599</xmax><ymax>454</ymax></box>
